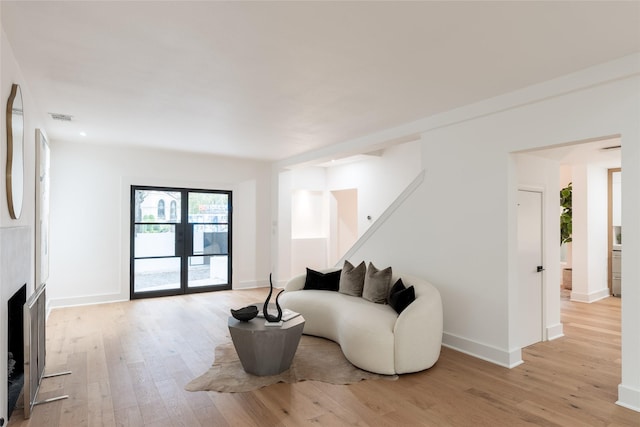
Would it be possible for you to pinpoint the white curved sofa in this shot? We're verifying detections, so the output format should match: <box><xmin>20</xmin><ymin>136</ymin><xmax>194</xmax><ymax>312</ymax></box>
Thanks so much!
<box><xmin>279</xmin><ymin>269</ymin><xmax>443</xmax><ymax>375</ymax></box>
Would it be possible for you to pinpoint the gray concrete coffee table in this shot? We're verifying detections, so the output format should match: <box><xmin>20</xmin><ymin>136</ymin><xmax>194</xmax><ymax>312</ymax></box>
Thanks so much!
<box><xmin>228</xmin><ymin>315</ymin><xmax>305</xmax><ymax>376</ymax></box>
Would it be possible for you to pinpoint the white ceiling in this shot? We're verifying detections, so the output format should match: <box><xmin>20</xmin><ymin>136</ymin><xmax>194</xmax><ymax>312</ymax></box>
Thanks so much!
<box><xmin>2</xmin><ymin>1</ymin><xmax>639</xmax><ymax>161</ymax></box>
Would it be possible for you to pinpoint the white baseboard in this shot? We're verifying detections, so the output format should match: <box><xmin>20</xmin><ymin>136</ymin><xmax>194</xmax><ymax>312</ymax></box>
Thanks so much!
<box><xmin>49</xmin><ymin>281</ymin><xmax>275</xmax><ymax>308</ymax></box>
<box><xmin>570</xmin><ymin>288</ymin><xmax>610</xmax><ymax>303</ymax></box>
<box><xmin>233</xmin><ymin>280</ymin><xmax>266</xmax><ymax>289</ymax></box>
<box><xmin>546</xmin><ymin>323</ymin><xmax>564</xmax><ymax>341</ymax></box>
<box><xmin>442</xmin><ymin>332</ymin><xmax>523</xmax><ymax>368</ymax></box>
<box><xmin>49</xmin><ymin>293</ymin><xmax>128</xmax><ymax>309</ymax></box>
<box><xmin>617</xmin><ymin>384</ymin><xmax>640</xmax><ymax>413</ymax></box>
<box><xmin>233</xmin><ymin>279</ymin><xmax>282</xmax><ymax>290</ymax></box>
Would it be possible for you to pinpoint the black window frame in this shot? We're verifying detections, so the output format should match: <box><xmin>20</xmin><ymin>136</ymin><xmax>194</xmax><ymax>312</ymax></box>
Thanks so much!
<box><xmin>130</xmin><ymin>185</ymin><xmax>232</xmax><ymax>299</ymax></box>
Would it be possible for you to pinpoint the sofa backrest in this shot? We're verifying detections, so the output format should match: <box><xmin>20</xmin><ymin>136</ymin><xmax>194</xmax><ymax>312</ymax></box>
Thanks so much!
<box><xmin>284</xmin><ymin>268</ymin><xmax>440</xmax><ymax>304</ymax></box>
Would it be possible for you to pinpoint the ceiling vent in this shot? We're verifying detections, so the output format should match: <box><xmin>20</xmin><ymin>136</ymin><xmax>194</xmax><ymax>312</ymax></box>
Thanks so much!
<box><xmin>49</xmin><ymin>113</ymin><xmax>73</xmax><ymax>122</ymax></box>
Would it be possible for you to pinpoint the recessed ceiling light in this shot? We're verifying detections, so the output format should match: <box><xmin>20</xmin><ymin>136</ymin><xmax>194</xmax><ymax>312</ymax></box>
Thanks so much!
<box><xmin>79</xmin><ymin>131</ymin><xmax>87</xmax><ymax>137</ymax></box>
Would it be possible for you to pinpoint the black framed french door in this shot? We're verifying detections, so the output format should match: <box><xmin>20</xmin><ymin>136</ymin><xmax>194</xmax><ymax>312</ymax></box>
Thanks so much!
<box><xmin>130</xmin><ymin>186</ymin><xmax>232</xmax><ymax>299</ymax></box>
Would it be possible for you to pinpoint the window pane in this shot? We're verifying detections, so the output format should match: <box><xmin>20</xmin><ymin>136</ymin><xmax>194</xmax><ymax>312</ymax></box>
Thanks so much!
<box><xmin>192</xmin><ymin>224</ymin><xmax>228</xmax><ymax>255</ymax></box>
<box><xmin>135</xmin><ymin>189</ymin><xmax>181</xmax><ymax>223</ymax></box>
<box><xmin>157</xmin><ymin>200</ymin><xmax>166</xmax><ymax>220</ymax></box>
<box><xmin>188</xmin><ymin>192</ymin><xmax>228</xmax><ymax>224</ymax></box>
<box><xmin>134</xmin><ymin>225</ymin><xmax>175</xmax><ymax>257</ymax></box>
<box><xmin>134</xmin><ymin>257</ymin><xmax>181</xmax><ymax>292</ymax></box>
<box><xmin>188</xmin><ymin>256</ymin><xmax>228</xmax><ymax>287</ymax></box>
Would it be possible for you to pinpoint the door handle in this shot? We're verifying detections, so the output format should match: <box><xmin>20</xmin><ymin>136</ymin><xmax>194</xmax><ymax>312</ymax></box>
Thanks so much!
<box><xmin>537</xmin><ymin>266</ymin><xmax>545</xmax><ymax>273</ymax></box>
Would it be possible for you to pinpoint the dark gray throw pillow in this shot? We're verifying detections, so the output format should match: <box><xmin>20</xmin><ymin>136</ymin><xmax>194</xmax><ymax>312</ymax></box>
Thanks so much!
<box><xmin>303</xmin><ymin>268</ymin><xmax>341</xmax><ymax>291</ymax></box>
<box><xmin>388</xmin><ymin>278</ymin><xmax>416</xmax><ymax>314</ymax></box>
<box><xmin>338</xmin><ymin>260</ymin><xmax>366</xmax><ymax>296</ymax></box>
<box><xmin>362</xmin><ymin>262</ymin><xmax>392</xmax><ymax>304</ymax></box>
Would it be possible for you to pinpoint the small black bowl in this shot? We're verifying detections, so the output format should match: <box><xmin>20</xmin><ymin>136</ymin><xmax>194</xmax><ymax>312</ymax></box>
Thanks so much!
<box><xmin>231</xmin><ymin>305</ymin><xmax>259</xmax><ymax>322</ymax></box>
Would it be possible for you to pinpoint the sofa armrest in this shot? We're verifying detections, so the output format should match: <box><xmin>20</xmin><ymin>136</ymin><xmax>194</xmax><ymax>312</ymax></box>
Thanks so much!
<box><xmin>284</xmin><ymin>272</ymin><xmax>307</xmax><ymax>292</ymax></box>
<box><xmin>393</xmin><ymin>275</ymin><xmax>443</xmax><ymax>374</ymax></box>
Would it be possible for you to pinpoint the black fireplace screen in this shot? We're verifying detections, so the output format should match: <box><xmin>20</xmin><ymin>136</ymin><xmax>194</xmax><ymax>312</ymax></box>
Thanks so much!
<box><xmin>7</xmin><ymin>284</ymin><xmax>26</xmax><ymax>418</ymax></box>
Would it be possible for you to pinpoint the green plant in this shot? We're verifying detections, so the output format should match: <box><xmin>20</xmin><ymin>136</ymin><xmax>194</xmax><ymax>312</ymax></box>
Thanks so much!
<box><xmin>141</xmin><ymin>214</ymin><xmax>171</xmax><ymax>233</ymax></box>
<box><xmin>560</xmin><ymin>182</ymin><xmax>572</xmax><ymax>245</ymax></box>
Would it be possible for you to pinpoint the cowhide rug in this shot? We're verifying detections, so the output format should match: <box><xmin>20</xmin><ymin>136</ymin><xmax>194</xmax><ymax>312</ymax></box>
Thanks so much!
<box><xmin>185</xmin><ymin>335</ymin><xmax>397</xmax><ymax>393</ymax></box>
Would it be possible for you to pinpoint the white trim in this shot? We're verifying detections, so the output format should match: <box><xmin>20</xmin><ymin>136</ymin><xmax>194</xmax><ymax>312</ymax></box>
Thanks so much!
<box><xmin>518</xmin><ymin>185</ymin><xmax>545</xmax><ymax>193</ymax></box>
<box><xmin>48</xmin><ymin>293</ymin><xmax>128</xmax><ymax>309</ymax></box>
<box><xmin>617</xmin><ymin>384</ymin><xmax>640</xmax><ymax>412</ymax></box>
<box><xmin>233</xmin><ymin>279</ymin><xmax>269</xmax><ymax>290</ymax></box>
<box><xmin>570</xmin><ymin>289</ymin><xmax>610</xmax><ymax>303</ymax></box>
<box><xmin>546</xmin><ymin>323</ymin><xmax>564</xmax><ymax>341</ymax></box>
<box><xmin>442</xmin><ymin>332</ymin><xmax>523</xmax><ymax>369</ymax></box>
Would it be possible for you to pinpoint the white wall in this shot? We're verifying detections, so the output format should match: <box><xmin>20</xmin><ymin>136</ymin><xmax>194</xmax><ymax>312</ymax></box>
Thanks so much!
<box><xmin>278</xmin><ymin>167</ymin><xmax>328</xmax><ymax>277</ymax></box>
<box><xmin>276</xmin><ymin>141</ymin><xmax>422</xmax><ymax>280</ymax></box>
<box><xmin>0</xmin><ymin>35</ymin><xmax>36</xmax><ymax>230</ymax></box>
<box><xmin>0</xmin><ymin>28</ymin><xmax>41</xmax><ymax>233</ymax></box>
<box><xmin>571</xmin><ymin>163</ymin><xmax>610</xmax><ymax>302</ymax></box>
<box><xmin>291</xmin><ymin>190</ymin><xmax>326</xmax><ymax>238</ymax></box>
<box><xmin>275</xmin><ymin>56</ymin><xmax>640</xmax><ymax>410</ymax></box>
<box><xmin>290</xmin><ymin>189</ymin><xmax>328</xmax><ymax>273</ymax></box>
<box><xmin>0</xmin><ymin>24</ymin><xmax>47</xmax><ymax>424</ymax></box>
<box><xmin>47</xmin><ymin>141</ymin><xmax>272</xmax><ymax>307</ymax></box>
<box><xmin>559</xmin><ymin>165</ymin><xmax>572</xmax><ymax>190</ymax></box>
<box><xmin>276</xmin><ymin>170</ymin><xmax>293</xmax><ymax>283</ymax></box>
<box><xmin>326</xmin><ymin>141</ymin><xmax>422</xmax><ymax>236</ymax></box>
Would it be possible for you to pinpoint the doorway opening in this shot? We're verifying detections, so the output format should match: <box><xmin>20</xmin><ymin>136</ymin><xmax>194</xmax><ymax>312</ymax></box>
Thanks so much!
<box><xmin>130</xmin><ymin>186</ymin><xmax>232</xmax><ymax>299</ymax></box>
<box><xmin>514</xmin><ymin>135</ymin><xmax>621</xmax><ymax>348</ymax></box>
<box><xmin>329</xmin><ymin>189</ymin><xmax>358</xmax><ymax>266</ymax></box>
<box><xmin>608</xmin><ymin>168</ymin><xmax>622</xmax><ymax>296</ymax></box>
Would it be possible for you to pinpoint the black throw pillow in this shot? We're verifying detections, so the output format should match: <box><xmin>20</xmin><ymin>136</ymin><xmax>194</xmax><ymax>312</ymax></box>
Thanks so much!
<box><xmin>388</xmin><ymin>278</ymin><xmax>416</xmax><ymax>314</ymax></box>
<box><xmin>303</xmin><ymin>268</ymin><xmax>342</xmax><ymax>291</ymax></box>
<box><xmin>387</xmin><ymin>278</ymin><xmax>405</xmax><ymax>304</ymax></box>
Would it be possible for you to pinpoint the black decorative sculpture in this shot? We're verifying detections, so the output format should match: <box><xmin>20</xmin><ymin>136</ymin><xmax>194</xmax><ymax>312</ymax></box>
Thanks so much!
<box><xmin>263</xmin><ymin>273</ymin><xmax>284</xmax><ymax>322</ymax></box>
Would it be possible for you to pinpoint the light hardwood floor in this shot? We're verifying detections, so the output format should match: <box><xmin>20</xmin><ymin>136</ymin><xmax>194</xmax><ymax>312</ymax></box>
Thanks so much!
<box><xmin>7</xmin><ymin>289</ymin><xmax>639</xmax><ymax>426</ymax></box>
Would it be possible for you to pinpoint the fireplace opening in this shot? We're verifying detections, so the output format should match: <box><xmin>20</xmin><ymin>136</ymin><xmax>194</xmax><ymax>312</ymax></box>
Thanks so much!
<box><xmin>7</xmin><ymin>284</ymin><xmax>26</xmax><ymax>418</ymax></box>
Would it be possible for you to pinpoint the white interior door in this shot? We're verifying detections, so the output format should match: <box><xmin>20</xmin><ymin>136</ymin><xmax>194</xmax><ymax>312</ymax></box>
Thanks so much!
<box><xmin>517</xmin><ymin>190</ymin><xmax>544</xmax><ymax>348</ymax></box>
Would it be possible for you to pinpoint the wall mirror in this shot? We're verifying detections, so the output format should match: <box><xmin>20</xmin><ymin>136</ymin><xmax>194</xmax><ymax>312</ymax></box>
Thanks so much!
<box><xmin>6</xmin><ymin>83</ymin><xmax>24</xmax><ymax>219</ymax></box>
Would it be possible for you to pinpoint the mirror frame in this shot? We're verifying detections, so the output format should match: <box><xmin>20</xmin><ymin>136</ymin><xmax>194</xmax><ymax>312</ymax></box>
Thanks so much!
<box><xmin>6</xmin><ymin>83</ymin><xmax>24</xmax><ymax>219</ymax></box>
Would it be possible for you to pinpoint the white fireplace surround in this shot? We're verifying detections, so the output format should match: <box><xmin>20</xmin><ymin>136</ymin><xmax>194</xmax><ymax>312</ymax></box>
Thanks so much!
<box><xmin>1</xmin><ymin>226</ymin><xmax>32</xmax><ymax>423</ymax></box>
<box><xmin>1</xmin><ymin>227</ymin><xmax>32</xmax><ymax>297</ymax></box>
